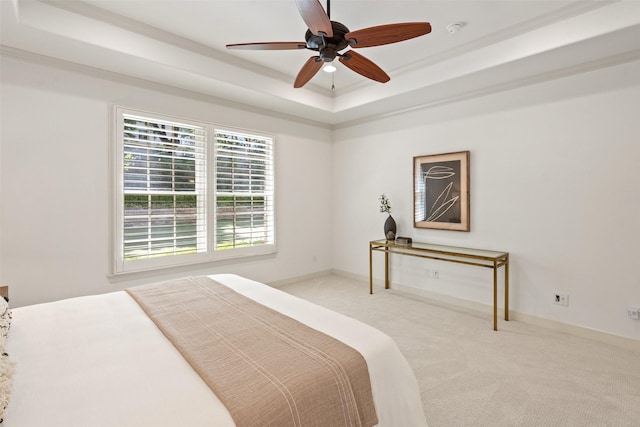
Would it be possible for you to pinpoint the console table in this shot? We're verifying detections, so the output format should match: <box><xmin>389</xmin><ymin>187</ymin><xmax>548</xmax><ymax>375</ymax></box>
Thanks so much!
<box><xmin>369</xmin><ymin>239</ymin><xmax>509</xmax><ymax>331</ymax></box>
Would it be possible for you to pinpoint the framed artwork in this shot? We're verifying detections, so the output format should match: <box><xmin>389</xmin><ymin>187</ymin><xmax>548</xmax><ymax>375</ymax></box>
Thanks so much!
<box><xmin>413</xmin><ymin>151</ymin><xmax>470</xmax><ymax>231</ymax></box>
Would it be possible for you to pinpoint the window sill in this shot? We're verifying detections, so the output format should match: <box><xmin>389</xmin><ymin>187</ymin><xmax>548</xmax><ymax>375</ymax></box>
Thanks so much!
<box><xmin>108</xmin><ymin>246</ymin><xmax>277</xmax><ymax>282</ymax></box>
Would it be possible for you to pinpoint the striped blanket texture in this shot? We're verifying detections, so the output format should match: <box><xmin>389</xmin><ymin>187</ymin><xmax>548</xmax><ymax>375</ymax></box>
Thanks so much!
<box><xmin>127</xmin><ymin>276</ymin><xmax>378</xmax><ymax>427</ymax></box>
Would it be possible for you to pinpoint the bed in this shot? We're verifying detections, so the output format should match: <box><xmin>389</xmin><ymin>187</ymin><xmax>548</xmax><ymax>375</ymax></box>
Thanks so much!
<box><xmin>2</xmin><ymin>274</ymin><xmax>426</xmax><ymax>426</ymax></box>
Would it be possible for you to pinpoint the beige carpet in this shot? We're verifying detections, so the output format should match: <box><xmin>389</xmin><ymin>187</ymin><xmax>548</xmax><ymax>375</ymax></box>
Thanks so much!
<box><xmin>277</xmin><ymin>275</ymin><xmax>640</xmax><ymax>427</ymax></box>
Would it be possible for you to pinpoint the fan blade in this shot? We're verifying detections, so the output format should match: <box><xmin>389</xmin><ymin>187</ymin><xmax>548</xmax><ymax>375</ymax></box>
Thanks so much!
<box><xmin>345</xmin><ymin>22</ymin><xmax>431</xmax><ymax>48</ymax></box>
<box><xmin>226</xmin><ymin>42</ymin><xmax>307</xmax><ymax>50</ymax></box>
<box><xmin>294</xmin><ymin>56</ymin><xmax>323</xmax><ymax>88</ymax></box>
<box><xmin>339</xmin><ymin>51</ymin><xmax>390</xmax><ymax>83</ymax></box>
<box><xmin>295</xmin><ymin>0</ymin><xmax>333</xmax><ymax>37</ymax></box>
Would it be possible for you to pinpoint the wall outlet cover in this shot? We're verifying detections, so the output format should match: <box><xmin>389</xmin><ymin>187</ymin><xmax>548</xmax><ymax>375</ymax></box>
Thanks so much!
<box><xmin>553</xmin><ymin>293</ymin><xmax>569</xmax><ymax>306</ymax></box>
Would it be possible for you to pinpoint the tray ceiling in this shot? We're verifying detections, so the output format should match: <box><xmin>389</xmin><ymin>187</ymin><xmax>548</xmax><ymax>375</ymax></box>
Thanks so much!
<box><xmin>2</xmin><ymin>0</ymin><xmax>639</xmax><ymax>127</ymax></box>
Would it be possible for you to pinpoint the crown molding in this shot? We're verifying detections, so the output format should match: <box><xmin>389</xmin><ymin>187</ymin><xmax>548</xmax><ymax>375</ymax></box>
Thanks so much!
<box><xmin>0</xmin><ymin>46</ymin><xmax>332</xmax><ymax>130</ymax></box>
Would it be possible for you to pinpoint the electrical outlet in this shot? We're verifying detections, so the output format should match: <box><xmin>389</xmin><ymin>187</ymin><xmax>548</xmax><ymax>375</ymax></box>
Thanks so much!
<box><xmin>424</xmin><ymin>269</ymin><xmax>439</xmax><ymax>279</ymax></box>
<box><xmin>627</xmin><ymin>307</ymin><xmax>639</xmax><ymax>320</ymax></box>
<box><xmin>553</xmin><ymin>293</ymin><xmax>568</xmax><ymax>306</ymax></box>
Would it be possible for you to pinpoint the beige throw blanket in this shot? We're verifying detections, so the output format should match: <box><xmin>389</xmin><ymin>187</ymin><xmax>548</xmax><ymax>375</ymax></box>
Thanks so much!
<box><xmin>126</xmin><ymin>276</ymin><xmax>378</xmax><ymax>427</ymax></box>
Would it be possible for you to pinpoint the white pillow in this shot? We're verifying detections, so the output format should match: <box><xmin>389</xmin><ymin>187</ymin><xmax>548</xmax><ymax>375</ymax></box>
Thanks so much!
<box><xmin>0</xmin><ymin>297</ymin><xmax>7</xmax><ymax>317</ymax></box>
<box><xmin>0</xmin><ymin>295</ymin><xmax>13</xmax><ymax>423</ymax></box>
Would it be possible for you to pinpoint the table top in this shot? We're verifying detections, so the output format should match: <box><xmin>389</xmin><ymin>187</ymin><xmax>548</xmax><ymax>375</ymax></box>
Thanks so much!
<box><xmin>370</xmin><ymin>239</ymin><xmax>508</xmax><ymax>260</ymax></box>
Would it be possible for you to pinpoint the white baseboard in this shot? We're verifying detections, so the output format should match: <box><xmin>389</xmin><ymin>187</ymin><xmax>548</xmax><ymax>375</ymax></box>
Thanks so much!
<box><xmin>332</xmin><ymin>269</ymin><xmax>640</xmax><ymax>353</ymax></box>
<box><xmin>508</xmin><ymin>311</ymin><xmax>640</xmax><ymax>353</ymax></box>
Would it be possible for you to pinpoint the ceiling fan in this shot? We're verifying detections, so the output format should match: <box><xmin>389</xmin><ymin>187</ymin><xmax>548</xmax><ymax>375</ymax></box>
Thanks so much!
<box><xmin>226</xmin><ymin>0</ymin><xmax>432</xmax><ymax>88</ymax></box>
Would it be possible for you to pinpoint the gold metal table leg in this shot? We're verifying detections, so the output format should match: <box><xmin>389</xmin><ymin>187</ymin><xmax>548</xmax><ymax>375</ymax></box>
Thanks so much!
<box><xmin>369</xmin><ymin>244</ymin><xmax>373</xmax><ymax>294</ymax></box>
<box><xmin>505</xmin><ymin>254</ymin><xmax>510</xmax><ymax>321</ymax></box>
<box><xmin>493</xmin><ymin>261</ymin><xmax>498</xmax><ymax>331</ymax></box>
<box><xmin>384</xmin><ymin>246</ymin><xmax>389</xmax><ymax>289</ymax></box>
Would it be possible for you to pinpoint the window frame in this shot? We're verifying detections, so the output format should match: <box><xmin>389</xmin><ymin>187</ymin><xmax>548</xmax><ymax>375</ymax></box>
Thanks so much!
<box><xmin>111</xmin><ymin>106</ymin><xmax>276</xmax><ymax>275</ymax></box>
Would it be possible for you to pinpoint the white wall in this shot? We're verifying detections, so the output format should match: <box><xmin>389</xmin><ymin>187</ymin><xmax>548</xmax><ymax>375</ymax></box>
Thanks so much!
<box><xmin>332</xmin><ymin>60</ymin><xmax>640</xmax><ymax>341</ymax></box>
<box><xmin>0</xmin><ymin>56</ymin><xmax>333</xmax><ymax>307</ymax></box>
<box><xmin>2</xmin><ymin>53</ymin><xmax>639</xmax><ymax>342</ymax></box>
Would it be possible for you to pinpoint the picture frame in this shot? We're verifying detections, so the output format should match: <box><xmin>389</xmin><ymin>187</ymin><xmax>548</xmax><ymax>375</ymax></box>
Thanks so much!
<box><xmin>413</xmin><ymin>150</ymin><xmax>470</xmax><ymax>231</ymax></box>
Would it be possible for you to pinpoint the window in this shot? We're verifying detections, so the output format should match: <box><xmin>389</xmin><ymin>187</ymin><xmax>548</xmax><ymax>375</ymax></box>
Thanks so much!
<box><xmin>215</xmin><ymin>130</ymin><xmax>274</xmax><ymax>251</ymax></box>
<box><xmin>113</xmin><ymin>107</ymin><xmax>275</xmax><ymax>273</ymax></box>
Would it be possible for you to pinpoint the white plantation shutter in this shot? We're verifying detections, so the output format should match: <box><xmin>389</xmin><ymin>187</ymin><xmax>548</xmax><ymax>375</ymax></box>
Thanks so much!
<box><xmin>215</xmin><ymin>130</ymin><xmax>274</xmax><ymax>250</ymax></box>
<box><xmin>120</xmin><ymin>112</ymin><xmax>207</xmax><ymax>263</ymax></box>
<box><xmin>114</xmin><ymin>107</ymin><xmax>276</xmax><ymax>274</ymax></box>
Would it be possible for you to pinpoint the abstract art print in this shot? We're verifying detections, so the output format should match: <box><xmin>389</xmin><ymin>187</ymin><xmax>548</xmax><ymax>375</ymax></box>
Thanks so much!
<box><xmin>413</xmin><ymin>151</ymin><xmax>470</xmax><ymax>231</ymax></box>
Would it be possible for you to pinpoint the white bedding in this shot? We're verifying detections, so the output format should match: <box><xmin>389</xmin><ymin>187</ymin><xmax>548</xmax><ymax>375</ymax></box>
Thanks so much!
<box><xmin>5</xmin><ymin>274</ymin><xmax>426</xmax><ymax>426</ymax></box>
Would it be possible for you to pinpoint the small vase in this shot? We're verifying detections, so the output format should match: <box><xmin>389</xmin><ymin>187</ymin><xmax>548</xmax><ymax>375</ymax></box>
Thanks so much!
<box><xmin>384</xmin><ymin>214</ymin><xmax>396</xmax><ymax>241</ymax></box>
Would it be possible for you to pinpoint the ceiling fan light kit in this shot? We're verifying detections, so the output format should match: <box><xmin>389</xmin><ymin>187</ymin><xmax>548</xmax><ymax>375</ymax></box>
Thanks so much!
<box><xmin>226</xmin><ymin>0</ymin><xmax>432</xmax><ymax>88</ymax></box>
<box><xmin>323</xmin><ymin>63</ymin><xmax>337</xmax><ymax>73</ymax></box>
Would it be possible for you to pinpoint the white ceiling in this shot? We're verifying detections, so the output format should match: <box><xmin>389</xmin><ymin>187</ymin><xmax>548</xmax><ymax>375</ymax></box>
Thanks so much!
<box><xmin>2</xmin><ymin>0</ymin><xmax>639</xmax><ymax>127</ymax></box>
